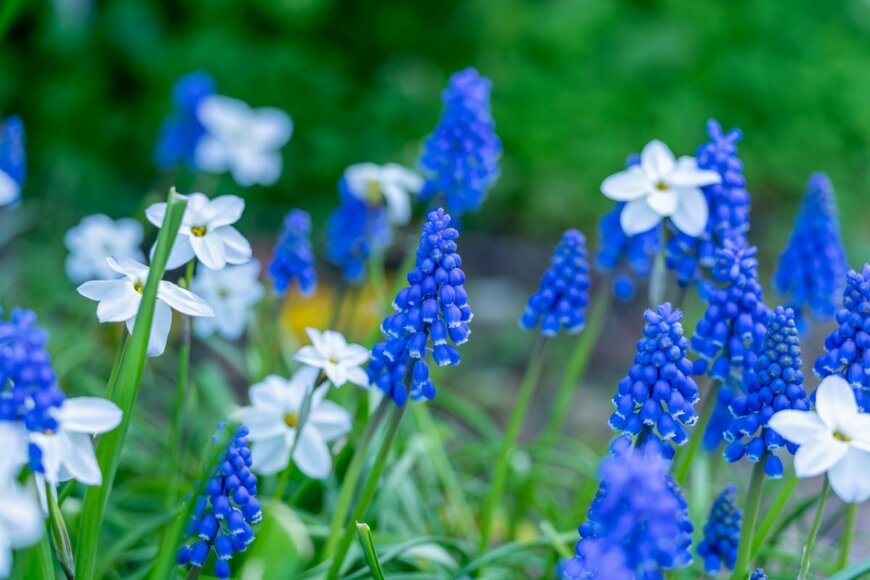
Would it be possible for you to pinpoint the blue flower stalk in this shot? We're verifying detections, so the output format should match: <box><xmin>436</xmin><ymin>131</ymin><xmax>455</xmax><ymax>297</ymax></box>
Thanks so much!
<box><xmin>774</xmin><ymin>172</ymin><xmax>847</xmax><ymax>331</ymax></box>
<box><xmin>155</xmin><ymin>71</ymin><xmax>215</xmax><ymax>170</ymax></box>
<box><xmin>563</xmin><ymin>444</ymin><xmax>693</xmax><ymax>579</ymax></box>
<box><xmin>608</xmin><ymin>303</ymin><xmax>700</xmax><ymax>460</ymax></box>
<box><xmin>367</xmin><ymin>208</ymin><xmax>472</xmax><ymax>406</ymax></box>
<box><xmin>268</xmin><ymin>209</ymin><xmax>317</xmax><ymax>297</ymax></box>
<box><xmin>666</xmin><ymin>119</ymin><xmax>750</xmax><ymax>286</ymax></box>
<box><xmin>520</xmin><ymin>229</ymin><xmax>591</xmax><ymax>336</ymax></box>
<box><xmin>419</xmin><ymin>67</ymin><xmax>502</xmax><ymax>216</ymax></box>
<box><xmin>177</xmin><ymin>425</ymin><xmax>261</xmax><ymax>580</ymax></box>
<box><xmin>814</xmin><ymin>264</ymin><xmax>870</xmax><ymax>411</ymax></box>
<box><xmin>697</xmin><ymin>485</ymin><xmax>742</xmax><ymax>574</ymax></box>
<box><xmin>691</xmin><ymin>243</ymin><xmax>768</xmax><ymax>451</ymax></box>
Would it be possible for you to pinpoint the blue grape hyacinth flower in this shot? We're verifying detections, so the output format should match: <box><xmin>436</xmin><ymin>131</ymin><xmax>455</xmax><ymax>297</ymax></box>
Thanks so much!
<box><xmin>814</xmin><ymin>264</ymin><xmax>870</xmax><ymax>411</ymax></box>
<box><xmin>419</xmin><ymin>68</ymin><xmax>502</xmax><ymax>216</ymax></box>
<box><xmin>692</xmin><ymin>243</ymin><xmax>769</xmax><ymax>450</ymax></box>
<box><xmin>367</xmin><ymin>208</ymin><xmax>471</xmax><ymax>406</ymax></box>
<box><xmin>268</xmin><ymin>209</ymin><xmax>317</xmax><ymax>297</ymax></box>
<box><xmin>774</xmin><ymin>172</ymin><xmax>847</xmax><ymax>331</ymax></box>
<box><xmin>519</xmin><ymin>229</ymin><xmax>590</xmax><ymax>336</ymax></box>
<box><xmin>155</xmin><ymin>71</ymin><xmax>216</xmax><ymax>170</ymax></box>
<box><xmin>0</xmin><ymin>308</ymin><xmax>66</xmax><ymax>472</ymax></box>
<box><xmin>177</xmin><ymin>425</ymin><xmax>261</xmax><ymax>580</ymax></box>
<box><xmin>0</xmin><ymin>115</ymin><xmax>26</xmax><ymax>207</ymax></box>
<box><xmin>750</xmin><ymin>569</ymin><xmax>768</xmax><ymax>580</ymax></box>
<box><xmin>696</xmin><ymin>484</ymin><xmax>741</xmax><ymax>574</ymax></box>
<box><xmin>723</xmin><ymin>306</ymin><xmax>809</xmax><ymax>478</ymax></box>
<box><xmin>326</xmin><ymin>171</ymin><xmax>392</xmax><ymax>284</ymax></box>
<box><xmin>666</xmin><ymin>119</ymin><xmax>750</xmax><ymax>286</ymax></box>
<box><xmin>608</xmin><ymin>304</ymin><xmax>700</xmax><ymax>460</ymax></box>
<box><xmin>563</xmin><ymin>444</ymin><xmax>693</xmax><ymax>579</ymax></box>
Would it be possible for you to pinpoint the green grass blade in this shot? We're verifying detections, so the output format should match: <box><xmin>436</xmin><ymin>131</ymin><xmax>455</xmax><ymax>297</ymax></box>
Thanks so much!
<box><xmin>830</xmin><ymin>557</ymin><xmax>870</xmax><ymax>580</ymax></box>
<box><xmin>75</xmin><ymin>188</ymin><xmax>188</xmax><ymax>579</ymax></box>
<box><xmin>356</xmin><ymin>523</ymin><xmax>386</xmax><ymax>580</ymax></box>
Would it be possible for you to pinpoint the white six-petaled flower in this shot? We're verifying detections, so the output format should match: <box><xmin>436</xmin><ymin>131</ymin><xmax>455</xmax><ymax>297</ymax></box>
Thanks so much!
<box><xmin>236</xmin><ymin>367</ymin><xmax>352</xmax><ymax>479</ymax></box>
<box><xmin>601</xmin><ymin>139</ymin><xmax>721</xmax><ymax>237</ymax></box>
<box><xmin>64</xmin><ymin>214</ymin><xmax>145</xmax><ymax>283</ymax></box>
<box><xmin>768</xmin><ymin>375</ymin><xmax>870</xmax><ymax>503</ymax></box>
<box><xmin>294</xmin><ymin>328</ymin><xmax>369</xmax><ymax>388</ymax></box>
<box><xmin>77</xmin><ymin>257</ymin><xmax>214</xmax><ymax>357</ymax></box>
<box><xmin>146</xmin><ymin>193</ymin><xmax>252</xmax><ymax>271</ymax></box>
<box><xmin>344</xmin><ymin>162</ymin><xmax>423</xmax><ymax>226</ymax></box>
<box><xmin>190</xmin><ymin>259</ymin><xmax>264</xmax><ymax>340</ymax></box>
<box><xmin>194</xmin><ymin>95</ymin><xmax>293</xmax><ymax>187</ymax></box>
<box><xmin>0</xmin><ymin>423</ymin><xmax>43</xmax><ymax>577</ymax></box>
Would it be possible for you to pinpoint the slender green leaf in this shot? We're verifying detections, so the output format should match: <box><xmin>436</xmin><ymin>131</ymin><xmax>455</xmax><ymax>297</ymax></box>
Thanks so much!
<box><xmin>830</xmin><ymin>557</ymin><xmax>870</xmax><ymax>580</ymax></box>
<box><xmin>356</xmin><ymin>523</ymin><xmax>386</xmax><ymax>580</ymax></box>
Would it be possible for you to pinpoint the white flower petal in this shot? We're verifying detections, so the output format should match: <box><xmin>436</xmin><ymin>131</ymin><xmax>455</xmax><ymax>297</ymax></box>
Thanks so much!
<box><xmin>620</xmin><ymin>198</ymin><xmax>662</xmax><ymax>235</ymax></box>
<box><xmin>95</xmin><ymin>291</ymin><xmax>141</xmax><ymax>323</ymax></box>
<box><xmin>77</xmin><ymin>278</ymin><xmax>132</xmax><ymax>302</ymax></box>
<box><xmin>146</xmin><ymin>300</ymin><xmax>173</xmax><ymax>357</ymax></box>
<box><xmin>249</xmin><ymin>107</ymin><xmax>293</xmax><ymax>149</ymax></box>
<box><xmin>640</xmin><ymin>139</ymin><xmax>675</xmax><ymax>181</ymax></box>
<box><xmin>194</xmin><ymin>136</ymin><xmax>230</xmax><ymax>174</ymax></box>
<box><xmin>305</xmin><ymin>327</ymin><xmax>327</xmax><ymax>353</ymax></box>
<box><xmin>0</xmin><ymin>423</ymin><xmax>29</xmax><ymax>478</ymax></box>
<box><xmin>310</xmin><ymin>401</ymin><xmax>352</xmax><ymax>441</ymax></box>
<box><xmin>197</xmin><ymin>95</ymin><xmax>250</xmax><ymax>138</ymax></box>
<box><xmin>344</xmin><ymin>365</ymin><xmax>370</xmax><ymax>389</ymax></box>
<box><xmin>293</xmin><ymin>429</ymin><xmax>332</xmax><ymax>480</ymax></box>
<box><xmin>158</xmin><ymin>281</ymin><xmax>214</xmax><ymax>317</ymax></box>
<box><xmin>768</xmin><ymin>410</ymin><xmax>830</xmax><ymax>446</ymax></box>
<box><xmin>0</xmin><ymin>170</ymin><xmax>20</xmax><ymax>207</ymax></box>
<box><xmin>0</xmin><ymin>485</ymin><xmax>43</xmax><ymax>548</ymax></box>
<box><xmin>235</xmin><ymin>407</ymin><xmax>286</xmax><ymax>441</ymax></box>
<box><xmin>200</xmin><ymin>195</ymin><xmax>245</xmax><ymax>229</ymax></box>
<box><xmin>827</xmin><ymin>447</ymin><xmax>870</xmax><ymax>503</ymax></box>
<box><xmin>249</xmin><ymin>375</ymin><xmax>290</xmax><ymax>410</ymax></box>
<box><xmin>145</xmin><ymin>202</ymin><xmax>168</xmax><ymax>228</ymax></box>
<box><xmin>816</xmin><ymin>375</ymin><xmax>859</xmax><ymax>431</ymax></box>
<box><xmin>325</xmin><ymin>364</ymin><xmax>348</xmax><ymax>388</ymax></box>
<box><xmin>250</xmin><ymin>436</ymin><xmax>292</xmax><ymax>476</ymax></box>
<box><xmin>793</xmin><ymin>437</ymin><xmax>848</xmax><ymax>478</ymax></box>
<box><xmin>381</xmin><ymin>182</ymin><xmax>411</xmax><ymax>225</ymax></box>
<box><xmin>600</xmin><ymin>167</ymin><xmax>650</xmax><ymax>202</ymax></box>
<box><xmin>645</xmin><ymin>190</ymin><xmax>678</xmax><ymax>216</ymax></box>
<box><xmin>162</xmin><ymin>236</ymin><xmax>197</xmax><ymax>271</ymax></box>
<box><xmin>106</xmin><ymin>256</ymin><xmax>150</xmax><ymax>280</ymax></box>
<box><xmin>214</xmin><ymin>226</ymin><xmax>252</xmax><ymax>265</ymax></box>
<box><xmin>666</xmin><ymin>157</ymin><xmax>722</xmax><ymax>188</ymax></box>
<box><xmin>669</xmin><ymin>187</ymin><xmax>709</xmax><ymax>237</ymax></box>
<box><xmin>60</xmin><ymin>433</ymin><xmax>103</xmax><ymax>486</ymax></box>
<box><xmin>294</xmin><ymin>345</ymin><xmax>324</xmax><ymax>367</ymax></box>
<box><xmin>58</xmin><ymin>397</ymin><xmax>122</xmax><ymax>434</ymax></box>
<box><xmin>845</xmin><ymin>413</ymin><xmax>870</xmax><ymax>452</ymax></box>
<box><xmin>190</xmin><ymin>234</ymin><xmax>227</xmax><ymax>270</ymax></box>
<box><xmin>231</xmin><ymin>149</ymin><xmax>283</xmax><ymax>187</ymax></box>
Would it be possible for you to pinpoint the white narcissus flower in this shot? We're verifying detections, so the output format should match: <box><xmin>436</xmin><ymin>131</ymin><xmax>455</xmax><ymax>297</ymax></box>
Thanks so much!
<box><xmin>769</xmin><ymin>375</ymin><xmax>870</xmax><ymax>503</ymax></box>
<box><xmin>64</xmin><ymin>214</ymin><xmax>145</xmax><ymax>283</ymax></box>
<box><xmin>294</xmin><ymin>328</ymin><xmax>370</xmax><ymax>388</ymax></box>
<box><xmin>236</xmin><ymin>367</ymin><xmax>352</xmax><ymax>479</ymax></box>
<box><xmin>194</xmin><ymin>95</ymin><xmax>293</xmax><ymax>187</ymax></box>
<box><xmin>601</xmin><ymin>140</ymin><xmax>721</xmax><ymax>237</ymax></box>
<box><xmin>344</xmin><ymin>162</ymin><xmax>423</xmax><ymax>226</ymax></box>
<box><xmin>77</xmin><ymin>257</ymin><xmax>215</xmax><ymax>357</ymax></box>
<box><xmin>146</xmin><ymin>193</ymin><xmax>252</xmax><ymax>271</ymax></box>
<box><xmin>0</xmin><ymin>423</ymin><xmax>43</xmax><ymax>578</ymax></box>
<box><xmin>190</xmin><ymin>259</ymin><xmax>264</xmax><ymax>340</ymax></box>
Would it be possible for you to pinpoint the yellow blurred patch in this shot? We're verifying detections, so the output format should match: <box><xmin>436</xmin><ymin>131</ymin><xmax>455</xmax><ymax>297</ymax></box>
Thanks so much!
<box><xmin>279</xmin><ymin>281</ymin><xmax>387</xmax><ymax>345</ymax></box>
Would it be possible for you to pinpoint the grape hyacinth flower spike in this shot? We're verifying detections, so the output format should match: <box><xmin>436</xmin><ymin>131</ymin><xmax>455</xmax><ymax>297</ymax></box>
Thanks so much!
<box><xmin>419</xmin><ymin>67</ymin><xmax>502</xmax><ymax>216</ymax></box>
<box><xmin>697</xmin><ymin>485</ymin><xmax>742</xmax><ymax>574</ymax></box>
<box><xmin>268</xmin><ymin>209</ymin><xmax>317</xmax><ymax>297</ymax></box>
<box><xmin>177</xmin><ymin>425</ymin><xmax>261</xmax><ymax>580</ymax></box>
<box><xmin>774</xmin><ymin>172</ymin><xmax>847</xmax><ymax>330</ymax></box>
<box><xmin>367</xmin><ymin>208</ymin><xmax>472</xmax><ymax>406</ymax></box>
<box><xmin>814</xmin><ymin>264</ymin><xmax>870</xmax><ymax>411</ymax></box>
<box><xmin>608</xmin><ymin>303</ymin><xmax>700</xmax><ymax>459</ymax></box>
<box><xmin>0</xmin><ymin>114</ymin><xmax>25</xmax><ymax>207</ymax></box>
<box><xmin>519</xmin><ymin>229</ymin><xmax>590</xmax><ymax>336</ymax></box>
<box><xmin>723</xmin><ymin>306</ymin><xmax>809</xmax><ymax>479</ymax></box>
<box><xmin>666</xmin><ymin>120</ymin><xmax>751</xmax><ymax>286</ymax></box>
<box><xmin>564</xmin><ymin>444</ymin><xmax>693</xmax><ymax>579</ymax></box>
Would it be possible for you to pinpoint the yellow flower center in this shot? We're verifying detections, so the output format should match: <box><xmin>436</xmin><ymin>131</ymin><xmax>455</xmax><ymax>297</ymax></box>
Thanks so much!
<box><xmin>365</xmin><ymin>180</ymin><xmax>382</xmax><ymax>204</ymax></box>
<box><xmin>284</xmin><ymin>413</ymin><xmax>299</xmax><ymax>428</ymax></box>
<box><xmin>134</xmin><ymin>280</ymin><xmax>144</xmax><ymax>295</ymax></box>
<box><xmin>191</xmin><ymin>225</ymin><xmax>207</xmax><ymax>237</ymax></box>
<box><xmin>655</xmin><ymin>180</ymin><xmax>669</xmax><ymax>191</ymax></box>
<box><xmin>834</xmin><ymin>430</ymin><xmax>851</xmax><ymax>442</ymax></box>
<box><xmin>217</xmin><ymin>288</ymin><xmax>230</xmax><ymax>299</ymax></box>
<box><xmin>328</xmin><ymin>356</ymin><xmax>339</xmax><ymax>365</ymax></box>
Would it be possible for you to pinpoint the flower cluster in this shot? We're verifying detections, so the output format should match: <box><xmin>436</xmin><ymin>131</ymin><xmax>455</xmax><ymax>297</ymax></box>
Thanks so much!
<box><xmin>774</xmin><ymin>172</ymin><xmax>847</xmax><ymax>329</ymax></box>
<box><xmin>666</xmin><ymin>120</ymin><xmax>750</xmax><ymax>286</ymax></box>
<box><xmin>368</xmin><ymin>208</ymin><xmax>472</xmax><ymax>406</ymax></box>
<box><xmin>723</xmin><ymin>307</ymin><xmax>809</xmax><ymax>478</ymax></box>
<box><xmin>268</xmin><ymin>209</ymin><xmax>317</xmax><ymax>297</ymax></box>
<box><xmin>155</xmin><ymin>72</ymin><xmax>292</xmax><ymax>186</ymax></box>
<box><xmin>608</xmin><ymin>304</ymin><xmax>699</xmax><ymax>459</ymax></box>
<box><xmin>696</xmin><ymin>485</ymin><xmax>741</xmax><ymax>574</ymax></box>
<box><xmin>814</xmin><ymin>264</ymin><xmax>870</xmax><ymax>411</ymax></box>
<box><xmin>419</xmin><ymin>68</ymin><xmax>502</xmax><ymax>216</ymax></box>
<box><xmin>519</xmin><ymin>229</ymin><xmax>590</xmax><ymax>336</ymax></box>
<box><xmin>64</xmin><ymin>214</ymin><xmax>145</xmax><ymax>283</ymax></box>
<box><xmin>178</xmin><ymin>425</ymin><xmax>262</xmax><ymax>580</ymax></box>
<box><xmin>691</xmin><ymin>243</ymin><xmax>768</xmax><ymax>449</ymax></box>
<box><xmin>564</xmin><ymin>445</ymin><xmax>693</xmax><ymax>579</ymax></box>
<box><xmin>0</xmin><ymin>115</ymin><xmax>25</xmax><ymax>207</ymax></box>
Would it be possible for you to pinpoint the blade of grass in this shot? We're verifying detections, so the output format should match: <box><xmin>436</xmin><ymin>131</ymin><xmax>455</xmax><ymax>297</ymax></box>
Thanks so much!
<box><xmin>356</xmin><ymin>523</ymin><xmax>386</xmax><ymax>580</ymax></box>
<box><xmin>75</xmin><ymin>188</ymin><xmax>188</xmax><ymax>579</ymax></box>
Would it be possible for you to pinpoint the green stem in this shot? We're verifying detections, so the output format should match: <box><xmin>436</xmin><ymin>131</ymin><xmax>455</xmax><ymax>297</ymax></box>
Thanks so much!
<box><xmin>33</xmin><ymin>532</ymin><xmax>55</xmax><ymax>580</ymax></box>
<box><xmin>479</xmin><ymin>336</ymin><xmax>548</xmax><ymax>550</ymax></box>
<box><xmin>751</xmin><ymin>472</ymin><xmax>798</xmax><ymax>557</ymax></box>
<box><xmin>323</xmin><ymin>397</ymin><xmax>391</xmax><ymax>557</ymax></box>
<box><xmin>355</xmin><ymin>522</ymin><xmax>386</xmax><ymax>580</ymax></box>
<box><xmin>327</xmin><ymin>405</ymin><xmax>406</xmax><ymax>579</ymax></box>
<box><xmin>799</xmin><ymin>478</ymin><xmax>831</xmax><ymax>579</ymax></box>
<box><xmin>45</xmin><ymin>482</ymin><xmax>75</xmax><ymax>579</ymax></box>
<box><xmin>673</xmin><ymin>378</ymin><xmax>720</xmax><ymax>485</ymax></box>
<box><xmin>168</xmin><ymin>260</ymin><xmax>196</xmax><ymax>505</ymax></box>
<box><xmin>731</xmin><ymin>461</ymin><xmax>766</xmax><ymax>580</ymax></box>
<box><xmin>104</xmin><ymin>332</ymin><xmax>129</xmax><ymax>400</ymax></box>
<box><xmin>540</xmin><ymin>289</ymin><xmax>610</xmax><ymax>442</ymax></box>
<box><xmin>368</xmin><ymin>250</ymin><xmax>388</xmax><ymax>321</ymax></box>
<box><xmin>836</xmin><ymin>503</ymin><xmax>857</xmax><ymax>571</ymax></box>
<box><xmin>329</xmin><ymin>283</ymin><xmax>348</xmax><ymax>331</ymax></box>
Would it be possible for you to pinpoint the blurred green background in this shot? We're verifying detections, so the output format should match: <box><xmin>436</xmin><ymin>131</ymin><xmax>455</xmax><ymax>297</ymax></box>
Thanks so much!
<box><xmin>4</xmin><ymin>0</ymin><xmax>870</xmax><ymax>263</ymax></box>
